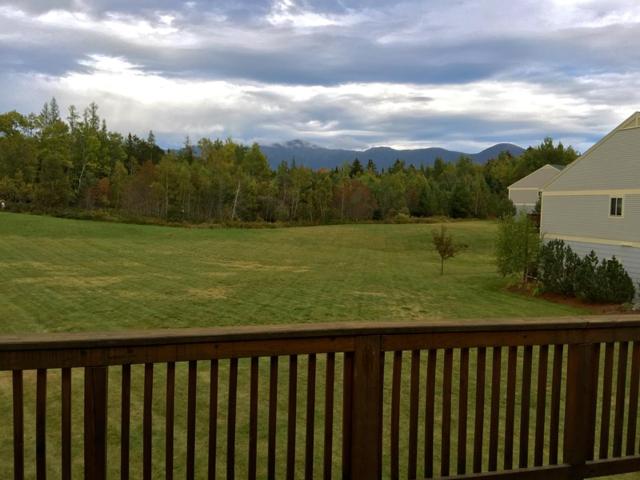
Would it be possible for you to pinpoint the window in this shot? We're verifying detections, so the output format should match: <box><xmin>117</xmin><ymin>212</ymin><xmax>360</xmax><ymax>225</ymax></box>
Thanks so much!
<box><xmin>610</xmin><ymin>197</ymin><xmax>623</xmax><ymax>217</ymax></box>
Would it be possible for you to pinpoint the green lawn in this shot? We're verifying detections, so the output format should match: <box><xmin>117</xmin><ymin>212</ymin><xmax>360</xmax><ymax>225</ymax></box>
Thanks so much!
<box><xmin>1</xmin><ymin>213</ymin><xmax>604</xmax><ymax>479</ymax></box>
<box><xmin>0</xmin><ymin>212</ymin><xmax>584</xmax><ymax>333</ymax></box>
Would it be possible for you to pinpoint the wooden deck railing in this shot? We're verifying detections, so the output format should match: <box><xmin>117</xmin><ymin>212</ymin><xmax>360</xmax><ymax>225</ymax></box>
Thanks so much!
<box><xmin>3</xmin><ymin>315</ymin><xmax>640</xmax><ymax>479</ymax></box>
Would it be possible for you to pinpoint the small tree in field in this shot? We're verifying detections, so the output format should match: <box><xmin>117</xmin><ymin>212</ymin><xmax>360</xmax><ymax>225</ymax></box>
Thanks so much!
<box><xmin>495</xmin><ymin>212</ymin><xmax>540</xmax><ymax>286</ymax></box>
<box><xmin>432</xmin><ymin>225</ymin><xmax>467</xmax><ymax>275</ymax></box>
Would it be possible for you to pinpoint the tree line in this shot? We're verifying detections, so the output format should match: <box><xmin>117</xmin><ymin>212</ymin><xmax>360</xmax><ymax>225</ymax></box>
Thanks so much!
<box><xmin>0</xmin><ymin>98</ymin><xmax>579</xmax><ymax>224</ymax></box>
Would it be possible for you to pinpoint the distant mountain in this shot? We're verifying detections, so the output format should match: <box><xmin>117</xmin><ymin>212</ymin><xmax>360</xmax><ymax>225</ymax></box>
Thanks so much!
<box><xmin>259</xmin><ymin>140</ymin><xmax>525</xmax><ymax>170</ymax></box>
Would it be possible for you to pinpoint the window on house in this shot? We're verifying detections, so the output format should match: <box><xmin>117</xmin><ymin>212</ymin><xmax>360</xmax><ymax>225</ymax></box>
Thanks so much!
<box><xmin>610</xmin><ymin>197</ymin><xmax>623</xmax><ymax>216</ymax></box>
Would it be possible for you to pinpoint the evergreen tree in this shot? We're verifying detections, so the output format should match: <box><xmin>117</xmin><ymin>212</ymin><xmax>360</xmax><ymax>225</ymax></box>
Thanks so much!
<box><xmin>350</xmin><ymin>158</ymin><xmax>363</xmax><ymax>177</ymax></box>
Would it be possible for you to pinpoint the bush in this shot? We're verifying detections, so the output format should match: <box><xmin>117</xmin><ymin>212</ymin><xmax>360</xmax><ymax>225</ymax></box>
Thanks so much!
<box><xmin>574</xmin><ymin>251</ymin><xmax>600</xmax><ymax>302</ymax></box>
<box><xmin>393</xmin><ymin>212</ymin><xmax>412</xmax><ymax>223</ymax></box>
<box><xmin>538</xmin><ymin>242</ymin><xmax>636</xmax><ymax>304</ymax></box>
<box><xmin>538</xmin><ymin>240</ymin><xmax>580</xmax><ymax>296</ymax></box>
<box><xmin>494</xmin><ymin>196</ymin><xmax>516</xmax><ymax>218</ymax></box>
<box><xmin>596</xmin><ymin>256</ymin><xmax>635</xmax><ymax>304</ymax></box>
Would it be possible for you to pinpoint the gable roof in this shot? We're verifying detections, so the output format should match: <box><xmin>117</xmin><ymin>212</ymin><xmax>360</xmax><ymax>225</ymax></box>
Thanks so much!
<box><xmin>508</xmin><ymin>164</ymin><xmax>564</xmax><ymax>190</ymax></box>
<box><xmin>543</xmin><ymin>111</ymin><xmax>640</xmax><ymax>190</ymax></box>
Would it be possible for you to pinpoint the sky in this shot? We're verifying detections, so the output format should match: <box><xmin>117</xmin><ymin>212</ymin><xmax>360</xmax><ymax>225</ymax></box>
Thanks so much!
<box><xmin>0</xmin><ymin>0</ymin><xmax>639</xmax><ymax>152</ymax></box>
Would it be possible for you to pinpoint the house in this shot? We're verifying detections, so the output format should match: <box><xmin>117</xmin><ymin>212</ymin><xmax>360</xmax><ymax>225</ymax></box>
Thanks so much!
<box><xmin>508</xmin><ymin>164</ymin><xmax>564</xmax><ymax>213</ymax></box>
<box><xmin>541</xmin><ymin>112</ymin><xmax>640</xmax><ymax>292</ymax></box>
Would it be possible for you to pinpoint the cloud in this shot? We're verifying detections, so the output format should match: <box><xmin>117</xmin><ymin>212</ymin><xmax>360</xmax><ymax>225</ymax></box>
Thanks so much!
<box><xmin>1</xmin><ymin>0</ymin><xmax>640</xmax><ymax>151</ymax></box>
<box><xmin>2</xmin><ymin>53</ymin><xmax>633</xmax><ymax>152</ymax></box>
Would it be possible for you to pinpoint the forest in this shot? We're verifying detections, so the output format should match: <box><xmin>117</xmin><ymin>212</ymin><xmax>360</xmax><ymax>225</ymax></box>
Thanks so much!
<box><xmin>0</xmin><ymin>99</ymin><xmax>579</xmax><ymax>224</ymax></box>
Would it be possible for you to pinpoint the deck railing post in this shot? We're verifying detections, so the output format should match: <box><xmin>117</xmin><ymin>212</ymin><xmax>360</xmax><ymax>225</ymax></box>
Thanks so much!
<box><xmin>350</xmin><ymin>335</ymin><xmax>383</xmax><ymax>479</ymax></box>
<box><xmin>84</xmin><ymin>366</ymin><xmax>109</xmax><ymax>480</ymax></box>
<box><xmin>564</xmin><ymin>342</ymin><xmax>598</xmax><ymax>480</ymax></box>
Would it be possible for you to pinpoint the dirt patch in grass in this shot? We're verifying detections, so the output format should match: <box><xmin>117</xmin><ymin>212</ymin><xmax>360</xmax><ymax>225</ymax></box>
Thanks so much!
<box><xmin>351</xmin><ymin>290</ymin><xmax>387</xmax><ymax>297</ymax></box>
<box><xmin>211</xmin><ymin>260</ymin><xmax>310</xmax><ymax>273</ymax></box>
<box><xmin>149</xmin><ymin>272</ymin><xmax>184</xmax><ymax>281</ymax></box>
<box><xmin>116</xmin><ymin>289</ymin><xmax>169</xmax><ymax>301</ymax></box>
<box><xmin>3</xmin><ymin>261</ymin><xmax>82</xmax><ymax>274</ymax></box>
<box><xmin>186</xmin><ymin>286</ymin><xmax>229</xmax><ymax>299</ymax></box>
<box><xmin>388</xmin><ymin>303</ymin><xmax>443</xmax><ymax>320</ymax></box>
<box><xmin>15</xmin><ymin>275</ymin><xmax>127</xmax><ymax>288</ymax></box>
<box><xmin>508</xmin><ymin>284</ymin><xmax>635</xmax><ymax>314</ymax></box>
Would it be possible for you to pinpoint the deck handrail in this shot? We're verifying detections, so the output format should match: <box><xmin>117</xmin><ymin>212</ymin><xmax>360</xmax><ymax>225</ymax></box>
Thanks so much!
<box><xmin>3</xmin><ymin>314</ymin><xmax>640</xmax><ymax>479</ymax></box>
<box><xmin>1</xmin><ymin>315</ymin><xmax>640</xmax><ymax>350</ymax></box>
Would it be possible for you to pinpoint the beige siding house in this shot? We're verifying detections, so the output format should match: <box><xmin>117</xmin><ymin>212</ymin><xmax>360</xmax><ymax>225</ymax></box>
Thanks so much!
<box><xmin>541</xmin><ymin>112</ymin><xmax>640</xmax><ymax>293</ymax></box>
<box><xmin>508</xmin><ymin>164</ymin><xmax>563</xmax><ymax>213</ymax></box>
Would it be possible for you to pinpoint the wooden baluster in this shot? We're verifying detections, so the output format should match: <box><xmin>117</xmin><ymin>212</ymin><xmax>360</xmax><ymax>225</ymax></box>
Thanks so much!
<box><xmin>391</xmin><ymin>351</ymin><xmax>402</xmax><ymax>480</ymax></box>
<box><xmin>519</xmin><ymin>345</ymin><xmax>533</xmax><ymax>469</ymax></box>
<box><xmin>587</xmin><ymin>344</ymin><xmax>601</xmax><ymax>462</ymax></box>
<box><xmin>268</xmin><ymin>357</ymin><xmax>278</xmax><ymax>480</ymax></box>
<box><xmin>534</xmin><ymin>345</ymin><xmax>549</xmax><ymax>466</ymax></box>
<box><xmin>121</xmin><ymin>365</ymin><xmax>131</xmax><ymax>480</ymax></box>
<box><xmin>473</xmin><ymin>347</ymin><xmax>486</xmax><ymax>473</ymax></box>
<box><xmin>341</xmin><ymin>352</ymin><xmax>353</xmax><ymax>480</ymax></box>
<box><xmin>287</xmin><ymin>355</ymin><xmax>298</xmax><ymax>480</ymax></box>
<box><xmin>323</xmin><ymin>353</ymin><xmax>335</xmax><ymax>480</ymax></box>
<box><xmin>165</xmin><ymin>363</ymin><xmax>175</xmax><ymax>480</ymax></box>
<box><xmin>143</xmin><ymin>363</ymin><xmax>153</xmax><ymax>480</ymax></box>
<box><xmin>249</xmin><ymin>358</ymin><xmax>259</xmax><ymax>480</ymax></box>
<box><xmin>227</xmin><ymin>358</ymin><xmax>238</xmax><ymax>480</ymax></box>
<box><xmin>61</xmin><ymin>368</ymin><xmax>71</xmax><ymax>480</ymax></box>
<box><xmin>305</xmin><ymin>354</ymin><xmax>316</xmax><ymax>480</ymax></box>
<box><xmin>351</xmin><ymin>336</ymin><xmax>383</xmax><ymax>480</ymax></box>
<box><xmin>36</xmin><ymin>369</ymin><xmax>46</xmax><ymax>480</ymax></box>
<box><xmin>627</xmin><ymin>342</ymin><xmax>640</xmax><ymax>456</ymax></box>
<box><xmin>613</xmin><ymin>342</ymin><xmax>629</xmax><ymax>457</ymax></box>
<box><xmin>564</xmin><ymin>343</ymin><xmax>598</xmax><ymax>479</ymax></box>
<box><xmin>208</xmin><ymin>360</ymin><xmax>219</xmax><ymax>480</ymax></box>
<box><xmin>12</xmin><ymin>370</ymin><xmax>24</xmax><ymax>480</ymax></box>
<box><xmin>504</xmin><ymin>346</ymin><xmax>517</xmax><ymax>470</ymax></box>
<box><xmin>457</xmin><ymin>348</ymin><xmax>469</xmax><ymax>476</ymax></box>
<box><xmin>599</xmin><ymin>343</ymin><xmax>614</xmax><ymax>459</ymax></box>
<box><xmin>85</xmin><ymin>366</ymin><xmax>108</xmax><ymax>480</ymax></box>
<box><xmin>549</xmin><ymin>345</ymin><xmax>564</xmax><ymax>465</ymax></box>
<box><xmin>408</xmin><ymin>350</ymin><xmax>420</xmax><ymax>479</ymax></box>
<box><xmin>441</xmin><ymin>348</ymin><xmax>453</xmax><ymax>477</ymax></box>
<box><xmin>488</xmin><ymin>347</ymin><xmax>502</xmax><ymax>471</ymax></box>
<box><xmin>424</xmin><ymin>349</ymin><xmax>437</xmax><ymax>479</ymax></box>
<box><xmin>186</xmin><ymin>361</ymin><xmax>198</xmax><ymax>480</ymax></box>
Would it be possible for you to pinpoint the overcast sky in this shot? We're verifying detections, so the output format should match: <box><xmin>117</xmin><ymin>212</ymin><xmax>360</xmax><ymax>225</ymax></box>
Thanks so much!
<box><xmin>0</xmin><ymin>0</ymin><xmax>638</xmax><ymax>151</ymax></box>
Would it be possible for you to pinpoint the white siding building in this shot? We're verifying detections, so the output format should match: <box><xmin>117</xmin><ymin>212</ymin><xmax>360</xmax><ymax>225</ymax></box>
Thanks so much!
<box><xmin>508</xmin><ymin>164</ymin><xmax>564</xmax><ymax>213</ymax></box>
<box><xmin>541</xmin><ymin>112</ymin><xmax>640</xmax><ymax>292</ymax></box>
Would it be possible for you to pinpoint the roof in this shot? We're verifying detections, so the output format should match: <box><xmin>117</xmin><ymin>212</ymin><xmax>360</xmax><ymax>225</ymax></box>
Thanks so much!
<box><xmin>508</xmin><ymin>164</ymin><xmax>564</xmax><ymax>190</ymax></box>
<box><xmin>543</xmin><ymin>111</ymin><xmax>640</xmax><ymax>190</ymax></box>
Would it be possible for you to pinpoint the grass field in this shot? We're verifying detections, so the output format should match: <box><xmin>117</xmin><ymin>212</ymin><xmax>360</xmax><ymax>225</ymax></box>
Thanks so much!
<box><xmin>1</xmin><ymin>213</ymin><xmax>608</xmax><ymax>479</ymax></box>
<box><xmin>0</xmin><ymin>212</ymin><xmax>585</xmax><ymax>333</ymax></box>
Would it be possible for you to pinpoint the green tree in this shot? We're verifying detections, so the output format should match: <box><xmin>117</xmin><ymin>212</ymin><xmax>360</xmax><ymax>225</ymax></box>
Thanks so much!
<box><xmin>516</xmin><ymin>137</ymin><xmax>578</xmax><ymax>179</ymax></box>
<box><xmin>350</xmin><ymin>158</ymin><xmax>363</xmax><ymax>177</ymax></box>
<box><xmin>495</xmin><ymin>213</ymin><xmax>540</xmax><ymax>285</ymax></box>
<box><xmin>432</xmin><ymin>225</ymin><xmax>468</xmax><ymax>274</ymax></box>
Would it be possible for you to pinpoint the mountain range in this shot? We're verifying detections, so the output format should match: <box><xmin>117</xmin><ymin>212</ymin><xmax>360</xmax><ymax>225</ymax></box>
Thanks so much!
<box><xmin>258</xmin><ymin>140</ymin><xmax>525</xmax><ymax>170</ymax></box>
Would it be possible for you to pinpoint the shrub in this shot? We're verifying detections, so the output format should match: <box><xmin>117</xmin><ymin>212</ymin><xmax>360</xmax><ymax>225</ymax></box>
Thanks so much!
<box><xmin>494</xmin><ymin>196</ymin><xmax>516</xmax><ymax>218</ymax></box>
<box><xmin>574</xmin><ymin>251</ymin><xmax>600</xmax><ymax>302</ymax></box>
<box><xmin>538</xmin><ymin>240</ymin><xmax>580</xmax><ymax>296</ymax></box>
<box><xmin>539</xmin><ymin>243</ymin><xmax>636</xmax><ymax>304</ymax></box>
<box><xmin>596</xmin><ymin>256</ymin><xmax>636</xmax><ymax>304</ymax></box>
<box><xmin>393</xmin><ymin>212</ymin><xmax>412</xmax><ymax>223</ymax></box>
